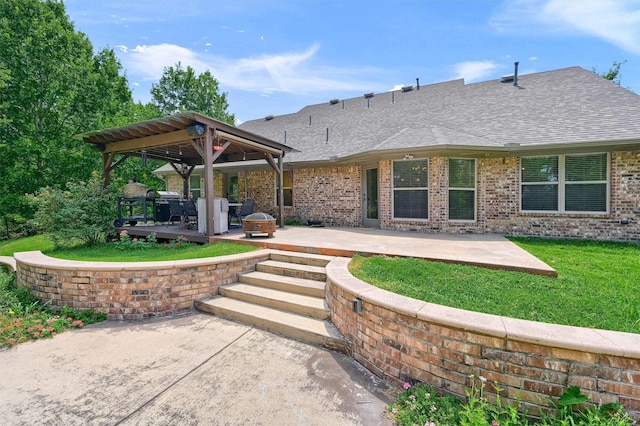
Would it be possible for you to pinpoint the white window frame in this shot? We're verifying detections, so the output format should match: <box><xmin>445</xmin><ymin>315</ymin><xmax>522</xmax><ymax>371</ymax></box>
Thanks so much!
<box><xmin>392</xmin><ymin>158</ymin><xmax>429</xmax><ymax>220</ymax></box>
<box><xmin>520</xmin><ymin>153</ymin><xmax>610</xmax><ymax>214</ymax></box>
<box><xmin>448</xmin><ymin>158</ymin><xmax>476</xmax><ymax>222</ymax></box>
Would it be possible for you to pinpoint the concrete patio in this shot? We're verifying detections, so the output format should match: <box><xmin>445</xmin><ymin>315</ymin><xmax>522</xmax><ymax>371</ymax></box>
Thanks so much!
<box><xmin>215</xmin><ymin>226</ymin><xmax>557</xmax><ymax>276</ymax></box>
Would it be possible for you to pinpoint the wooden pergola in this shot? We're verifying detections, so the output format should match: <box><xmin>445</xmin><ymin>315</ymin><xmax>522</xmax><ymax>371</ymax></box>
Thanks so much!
<box><xmin>76</xmin><ymin>111</ymin><xmax>293</xmax><ymax>237</ymax></box>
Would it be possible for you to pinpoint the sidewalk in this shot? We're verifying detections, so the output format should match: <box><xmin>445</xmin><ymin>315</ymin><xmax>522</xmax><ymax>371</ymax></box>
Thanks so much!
<box><xmin>0</xmin><ymin>313</ymin><xmax>395</xmax><ymax>426</ymax></box>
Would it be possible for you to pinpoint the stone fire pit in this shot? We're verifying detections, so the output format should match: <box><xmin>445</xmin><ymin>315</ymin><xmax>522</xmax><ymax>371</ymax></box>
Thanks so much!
<box><xmin>242</xmin><ymin>212</ymin><xmax>276</xmax><ymax>238</ymax></box>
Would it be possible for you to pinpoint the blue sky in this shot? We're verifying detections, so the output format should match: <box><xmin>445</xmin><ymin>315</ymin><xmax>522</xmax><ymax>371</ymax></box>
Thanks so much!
<box><xmin>65</xmin><ymin>0</ymin><xmax>640</xmax><ymax>123</ymax></box>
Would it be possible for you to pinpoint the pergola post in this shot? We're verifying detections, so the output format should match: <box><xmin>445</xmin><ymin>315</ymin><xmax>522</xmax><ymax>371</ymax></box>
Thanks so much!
<box><xmin>203</xmin><ymin>128</ymin><xmax>215</xmax><ymax>237</ymax></box>
<box><xmin>102</xmin><ymin>153</ymin><xmax>112</xmax><ymax>188</ymax></box>
<box><xmin>278</xmin><ymin>155</ymin><xmax>285</xmax><ymax>228</ymax></box>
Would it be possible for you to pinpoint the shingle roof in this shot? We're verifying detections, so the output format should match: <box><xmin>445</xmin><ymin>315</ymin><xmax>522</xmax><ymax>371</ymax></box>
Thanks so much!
<box><xmin>239</xmin><ymin>66</ymin><xmax>640</xmax><ymax>164</ymax></box>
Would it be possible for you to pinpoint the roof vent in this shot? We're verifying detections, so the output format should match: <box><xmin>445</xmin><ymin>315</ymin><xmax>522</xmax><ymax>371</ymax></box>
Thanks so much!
<box><xmin>264</xmin><ymin>115</ymin><xmax>274</xmax><ymax>121</ymax></box>
<box><xmin>501</xmin><ymin>74</ymin><xmax>514</xmax><ymax>83</ymax></box>
<box><xmin>364</xmin><ymin>92</ymin><xmax>374</xmax><ymax>99</ymax></box>
<box><xmin>401</xmin><ymin>85</ymin><xmax>414</xmax><ymax>92</ymax></box>
<box><xmin>329</xmin><ymin>98</ymin><xmax>339</xmax><ymax>105</ymax></box>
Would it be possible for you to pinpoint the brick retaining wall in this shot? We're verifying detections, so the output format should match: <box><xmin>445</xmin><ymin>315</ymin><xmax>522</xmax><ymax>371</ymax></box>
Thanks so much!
<box><xmin>14</xmin><ymin>251</ymin><xmax>270</xmax><ymax>320</ymax></box>
<box><xmin>326</xmin><ymin>257</ymin><xmax>640</xmax><ymax>420</ymax></box>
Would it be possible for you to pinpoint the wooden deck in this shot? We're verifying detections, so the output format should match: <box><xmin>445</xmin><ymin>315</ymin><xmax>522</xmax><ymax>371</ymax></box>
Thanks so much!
<box><xmin>115</xmin><ymin>222</ymin><xmax>244</xmax><ymax>244</ymax></box>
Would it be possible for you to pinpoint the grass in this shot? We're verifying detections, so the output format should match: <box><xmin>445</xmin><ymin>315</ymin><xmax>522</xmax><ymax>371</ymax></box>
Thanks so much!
<box><xmin>0</xmin><ymin>234</ymin><xmax>53</xmax><ymax>256</ymax></box>
<box><xmin>45</xmin><ymin>240</ymin><xmax>257</xmax><ymax>261</ymax></box>
<box><xmin>0</xmin><ymin>233</ymin><xmax>257</xmax><ymax>262</ymax></box>
<box><xmin>349</xmin><ymin>237</ymin><xmax>640</xmax><ymax>334</ymax></box>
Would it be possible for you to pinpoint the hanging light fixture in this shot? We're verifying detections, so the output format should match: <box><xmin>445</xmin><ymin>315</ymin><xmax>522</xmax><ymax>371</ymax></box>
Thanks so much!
<box><xmin>213</xmin><ymin>138</ymin><xmax>224</xmax><ymax>151</ymax></box>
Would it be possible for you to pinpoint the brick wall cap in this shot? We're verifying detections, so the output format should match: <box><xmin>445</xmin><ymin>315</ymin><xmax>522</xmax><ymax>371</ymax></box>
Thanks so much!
<box><xmin>14</xmin><ymin>250</ymin><xmax>271</xmax><ymax>272</ymax></box>
<box><xmin>327</xmin><ymin>257</ymin><xmax>640</xmax><ymax>359</ymax></box>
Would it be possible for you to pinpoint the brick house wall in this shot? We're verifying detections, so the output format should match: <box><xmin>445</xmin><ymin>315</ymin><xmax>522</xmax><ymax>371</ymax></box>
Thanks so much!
<box><xmin>159</xmin><ymin>150</ymin><xmax>640</xmax><ymax>241</ymax></box>
<box><xmin>379</xmin><ymin>151</ymin><xmax>640</xmax><ymax>241</ymax></box>
<box><xmin>239</xmin><ymin>166</ymin><xmax>361</xmax><ymax>226</ymax></box>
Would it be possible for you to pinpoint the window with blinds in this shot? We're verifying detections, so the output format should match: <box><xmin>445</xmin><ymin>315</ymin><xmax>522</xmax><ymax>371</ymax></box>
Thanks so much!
<box><xmin>521</xmin><ymin>153</ymin><xmax>608</xmax><ymax>213</ymax></box>
<box><xmin>449</xmin><ymin>158</ymin><xmax>476</xmax><ymax>221</ymax></box>
<box><xmin>393</xmin><ymin>159</ymin><xmax>428</xmax><ymax>219</ymax></box>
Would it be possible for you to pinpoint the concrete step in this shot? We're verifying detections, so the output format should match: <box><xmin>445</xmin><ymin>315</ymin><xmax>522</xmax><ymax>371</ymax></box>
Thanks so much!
<box><xmin>239</xmin><ymin>271</ymin><xmax>325</xmax><ymax>298</ymax></box>
<box><xmin>195</xmin><ymin>297</ymin><xmax>351</xmax><ymax>355</ymax></box>
<box><xmin>219</xmin><ymin>283</ymin><xmax>330</xmax><ymax>320</ymax></box>
<box><xmin>269</xmin><ymin>251</ymin><xmax>334</xmax><ymax>267</ymax></box>
<box><xmin>256</xmin><ymin>259</ymin><xmax>326</xmax><ymax>282</ymax></box>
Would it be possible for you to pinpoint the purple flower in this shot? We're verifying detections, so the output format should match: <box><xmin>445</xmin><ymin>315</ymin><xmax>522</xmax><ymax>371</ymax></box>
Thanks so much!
<box><xmin>403</xmin><ymin>382</ymin><xmax>411</xmax><ymax>390</ymax></box>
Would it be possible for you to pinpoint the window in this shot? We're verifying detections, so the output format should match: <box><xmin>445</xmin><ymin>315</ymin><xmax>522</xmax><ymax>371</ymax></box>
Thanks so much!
<box><xmin>227</xmin><ymin>175</ymin><xmax>238</xmax><ymax>202</ymax></box>
<box><xmin>276</xmin><ymin>170</ymin><xmax>293</xmax><ymax>207</ymax></box>
<box><xmin>449</xmin><ymin>158</ymin><xmax>476</xmax><ymax>220</ymax></box>
<box><xmin>521</xmin><ymin>153</ymin><xmax>608</xmax><ymax>213</ymax></box>
<box><xmin>189</xmin><ymin>175</ymin><xmax>201</xmax><ymax>199</ymax></box>
<box><xmin>393</xmin><ymin>159</ymin><xmax>428</xmax><ymax>219</ymax></box>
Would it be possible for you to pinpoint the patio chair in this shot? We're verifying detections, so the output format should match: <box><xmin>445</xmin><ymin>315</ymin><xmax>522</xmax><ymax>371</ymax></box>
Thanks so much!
<box><xmin>182</xmin><ymin>199</ymin><xmax>198</xmax><ymax>229</ymax></box>
<box><xmin>231</xmin><ymin>198</ymin><xmax>255</xmax><ymax>226</ymax></box>
<box><xmin>168</xmin><ymin>199</ymin><xmax>185</xmax><ymax>225</ymax></box>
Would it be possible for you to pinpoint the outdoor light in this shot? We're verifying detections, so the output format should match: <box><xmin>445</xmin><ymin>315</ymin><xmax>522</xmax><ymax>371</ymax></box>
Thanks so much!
<box><xmin>352</xmin><ymin>298</ymin><xmax>362</xmax><ymax>313</ymax></box>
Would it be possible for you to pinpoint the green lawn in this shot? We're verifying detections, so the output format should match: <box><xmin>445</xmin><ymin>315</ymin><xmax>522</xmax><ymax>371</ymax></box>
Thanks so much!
<box><xmin>0</xmin><ymin>234</ymin><xmax>54</xmax><ymax>256</ymax></box>
<box><xmin>349</xmin><ymin>237</ymin><xmax>640</xmax><ymax>334</ymax></box>
<box><xmin>45</xmin><ymin>240</ymin><xmax>257</xmax><ymax>261</ymax></box>
<box><xmin>0</xmin><ymin>234</ymin><xmax>257</xmax><ymax>261</ymax></box>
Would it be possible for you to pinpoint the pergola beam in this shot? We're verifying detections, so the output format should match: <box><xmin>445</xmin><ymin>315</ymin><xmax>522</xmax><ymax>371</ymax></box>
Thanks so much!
<box><xmin>103</xmin><ymin>129</ymin><xmax>192</xmax><ymax>154</ymax></box>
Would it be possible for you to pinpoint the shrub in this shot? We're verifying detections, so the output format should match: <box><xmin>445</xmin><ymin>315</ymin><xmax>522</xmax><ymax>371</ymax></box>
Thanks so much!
<box><xmin>387</xmin><ymin>382</ymin><xmax>463</xmax><ymax>425</ymax></box>
<box><xmin>27</xmin><ymin>172</ymin><xmax>119</xmax><ymax>248</ymax></box>
<box><xmin>0</xmin><ymin>269</ymin><xmax>106</xmax><ymax>348</ymax></box>
<box><xmin>388</xmin><ymin>380</ymin><xmax>634</xmax><ymax>426</ymax></box>
<box><xmin>113</xmin><ymin>231</ymin><xmax>191</xmax><ymax>251</ymax></box>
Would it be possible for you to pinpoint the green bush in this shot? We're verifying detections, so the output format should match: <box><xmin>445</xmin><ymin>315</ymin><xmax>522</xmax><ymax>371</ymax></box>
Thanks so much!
<box><xmin>0</xmin><ymin>269</ymin><xmax>106</xmax><ymax>348</ymax></box>
<box><xmin>27</xmin><ymin>172</ymin><xmax>119</xmax><ymax>248</ymax></box>
<box><xmin>388</xmin><ymin>379</ymin><xmax>634</xmax><ymax>426</ymax></box>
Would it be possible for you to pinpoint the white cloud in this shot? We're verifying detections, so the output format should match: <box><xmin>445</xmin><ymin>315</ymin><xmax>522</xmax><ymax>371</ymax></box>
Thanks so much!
<box><xmin>543</xmin><ymin>0</ymin><xmax>640</xmax><ymax>54</ymax></box>
<box><xmin>452</xmin><ymin>61</ymin><xmax>498</xmax><ymax>82</ymax></box>
<box><xmin>491</xmin><ymin>0</ymin><xmax>640</xmax><ymax>55</ymax></box>
<box><xmin>117</xmin><ymin>42</ymin><xmax>380</xmax><ymax>96</ymax></box>
<box><xmin>120</xmin><ymin>43</ymin><xmax>209</xmax><ymax>82</ymax></box>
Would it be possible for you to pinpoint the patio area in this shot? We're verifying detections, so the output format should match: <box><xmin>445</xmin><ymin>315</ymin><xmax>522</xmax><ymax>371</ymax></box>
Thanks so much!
<box><xmin>117</xmin><ymin>222</ymin><xmax>556</xmax><ymax>276</ymax></box>
<box><xmin>215</xmin><ymin>226</ymin><xmax>557</xmax><ymax>276</ymax></box>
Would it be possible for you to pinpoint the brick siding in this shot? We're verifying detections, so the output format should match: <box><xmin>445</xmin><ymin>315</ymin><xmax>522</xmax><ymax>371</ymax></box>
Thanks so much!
<box><xmin>161</xmin><ymin>150</ymin><xmax>640</xmax><ymax>241</ymax></box>
<box><xmin>380</xmin><ymin>152</ymin><xmax>640</xmax><ymax>241</ymax></box>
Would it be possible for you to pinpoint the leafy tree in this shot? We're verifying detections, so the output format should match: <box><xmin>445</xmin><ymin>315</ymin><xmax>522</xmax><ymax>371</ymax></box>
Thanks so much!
<box><xmin>27</xmin><ymin>172</ymin><xmax>119</xmax><ymax>248</ymax></box>
<box><xmin>0</xmin><ymin>65</ymin><xmax>10</xmax><ymax>130</ymax></box>
<box><xmin>0</xmin><ymin>0</ymin><xmax>132</xmax><ymax>237</ymax></box>
<box><xmin>150</xmin><ymin>62</ymin><xmax>235</xmax><ymax>125</ymax></box>
<box><xmin>593</xmin><ymin>60</ymin><xmax>627</xmax><ymax>85</ymax></box>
